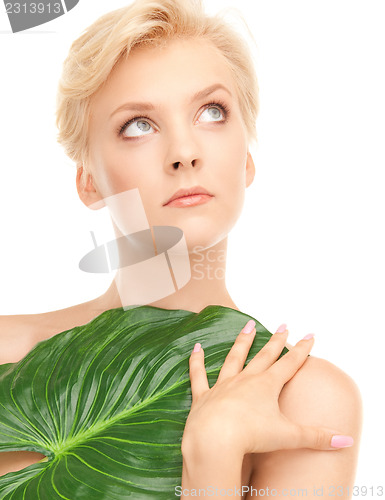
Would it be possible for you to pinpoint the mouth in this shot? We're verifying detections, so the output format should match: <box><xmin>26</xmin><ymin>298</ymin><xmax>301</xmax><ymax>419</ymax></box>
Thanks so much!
<box><xmin>163</xmin><ymin>186</ymin><xmax>214</xmax><ymax>208</ymax></box>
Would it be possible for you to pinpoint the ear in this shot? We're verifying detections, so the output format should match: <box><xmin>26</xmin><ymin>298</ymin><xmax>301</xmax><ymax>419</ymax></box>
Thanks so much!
<box><xmin>245</xmin><ymin>151</ymin><xmax>255</xmax><ymax>188</ymax></box>
<box><xmin>76</xmin><ymin>165</ymin><xmax>106</xmax><ymax>210</ymax></box>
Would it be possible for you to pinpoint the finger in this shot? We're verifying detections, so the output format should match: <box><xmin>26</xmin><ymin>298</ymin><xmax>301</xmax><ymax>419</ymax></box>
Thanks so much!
<box><xmin>267</xmin><ymin>334</ymin><xmax>315</xmax><ymax>385</ymax></box>
<box><xmin>216</xmin><ymin>320</ymin><xmax>256</xmax><ymax>383</ymax></box>
<box><xmin>288</xmin><ymin>424</ymin><xmax>354</xmax><ymax>451</ymax></box>
<box><xmin>243</xmin><ymin>323</ymin><xmax>289</xmax><ymax>375</ymax></box>
<box><xmin>189</xmin><ymin>343</ymin><xmax>209</xmax><ymax>402</ymax></box>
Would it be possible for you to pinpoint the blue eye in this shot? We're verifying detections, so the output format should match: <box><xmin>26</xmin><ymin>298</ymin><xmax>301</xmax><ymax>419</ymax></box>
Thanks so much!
<box><xmin>199</xmin><ymin>106</ymin><xmax>225</xmax><ymax>123</ymax></box>
<box><xmin>118</xmin><ymin>102</ymin><xmax>229</xmax><ymax>137</ymax></box>
<box><xmin>121</xmin><ymin>119</ymin><xmax>155</xmax><ymax>137</ymax></box>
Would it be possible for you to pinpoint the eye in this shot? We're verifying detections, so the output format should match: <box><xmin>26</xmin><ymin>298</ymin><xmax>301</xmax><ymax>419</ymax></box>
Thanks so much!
<box><xmin>120</xmin><ymin>118</ymin><xmax>155</xmax><ymax>138</ymax></box>
<box><xmin>198</xmin><ymin>104</ymin><xmax>228</xmax><ymax>123</ymax></box>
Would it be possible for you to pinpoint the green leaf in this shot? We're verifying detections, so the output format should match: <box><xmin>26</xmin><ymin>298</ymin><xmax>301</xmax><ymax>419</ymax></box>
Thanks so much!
<box><xmin>0</xmin><ymin>305</ymin><xmax>286</xmax><ymax>499</ymax></box>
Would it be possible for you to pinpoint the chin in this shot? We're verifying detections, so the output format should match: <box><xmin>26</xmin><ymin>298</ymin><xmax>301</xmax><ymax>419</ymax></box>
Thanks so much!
<box><xmin>150</xmin><ymin>203</ymin><xmax>241</xmax><ymax>251</ymax></box>
<box><xmin>179</xmin><ymin>222</ymin><xmax>232</xmax><ymax>253</ymax></box>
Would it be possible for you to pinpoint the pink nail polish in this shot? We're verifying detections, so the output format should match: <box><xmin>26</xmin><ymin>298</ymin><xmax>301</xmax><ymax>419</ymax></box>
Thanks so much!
<box><xmin>331</xmin><ymin>435</ymin><xmax>354</xmax><ymax>448</ymax></box>
<box><xmin>193</xmin><ymin>343</ymin><xmax>201</xmax><ymax>353</ymax></box>
<box><xmin>242</xmin><ymin>320</ymin><xmax>256</xmax><ymax>334</ymax></box>
<box><xmin>302</xmin><ymin>333</ymin><xmax>315</xmax><ymax>340</ymax></box>
<box><xmin>275</xmin><ymin>323</ymin><xmax>287</xmax><ymax>333</ymax></box>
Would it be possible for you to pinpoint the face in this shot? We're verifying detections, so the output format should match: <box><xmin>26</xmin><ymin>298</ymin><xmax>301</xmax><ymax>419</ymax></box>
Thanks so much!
<box><xmin>79</xmin><ymin>38</ymin><xmax>255</xmax><ymax>251</ymax></box>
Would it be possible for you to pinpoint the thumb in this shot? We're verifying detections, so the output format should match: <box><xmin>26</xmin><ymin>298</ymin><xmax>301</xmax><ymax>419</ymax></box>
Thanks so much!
<box><xmin>296</xmin><ymin>425</ymin><xmax>354</xmax><ymax>451</ymax></box>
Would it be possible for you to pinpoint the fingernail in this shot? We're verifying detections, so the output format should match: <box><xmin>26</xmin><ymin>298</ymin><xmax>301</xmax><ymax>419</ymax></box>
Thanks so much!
<box><xmin>193</xmin><ymin>343</ymin><xmax>201</xmax><ymax>353</ymax></box>
<box><xmin>302</xmin><ymin>333</ymin><xmax>315</xmax><ymax>340</ymax></box>
<box><xmin>331</xmin><ymin>435</ymin><xmax>354</xmax><ymax>448</ymax></box>
<box><xmin>242</xmin><ymin>320</ymin><xmax>256</xmax><ymax>334</ymax></box>
<box><xmin>275</xmin><ymin>323</ymin><xmax>287</xmax><ymax>333</ymax></box>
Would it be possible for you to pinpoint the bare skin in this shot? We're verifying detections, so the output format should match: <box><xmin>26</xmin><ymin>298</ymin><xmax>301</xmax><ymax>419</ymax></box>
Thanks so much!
<box><xmin>0</xmin><ymin>269</ymin><xmax>362</xmax><ymax>493</ymax></box>
<box><xmin>0</xmin><ymin>40</ymin><xmax>362</xmax><ymax>495</ymax></box>
<box><xmin>181</xmin><ymin>324</ymin><xmax>362</xmax><ymax>498</ymax></box>
<box><xmin>0</xmin><ymin>247</ymin><xmax>251</xmax><ymax>477</ymax></box>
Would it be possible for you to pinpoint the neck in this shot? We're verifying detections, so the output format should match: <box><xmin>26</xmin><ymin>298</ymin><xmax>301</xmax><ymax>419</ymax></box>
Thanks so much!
<box><xmin>94</xmin><ymin>237</ymin><xmax>238</xmax><ymax>314</ymax></box>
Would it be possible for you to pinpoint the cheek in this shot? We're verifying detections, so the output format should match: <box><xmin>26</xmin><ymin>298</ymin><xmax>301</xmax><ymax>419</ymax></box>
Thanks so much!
<box><xmin>208</xmin><ymin>128</ymin><xmax>248</xmax><ymax>191</ymax></box>
<box><xmin>217</xmin><ymin>130</ymin><xmax>248</xmax><ymax>217</ymax></box>
<box><xmin>91</xmin><ymin>142</ymin><xmax>160</xmax><ymax>198</ymax></box>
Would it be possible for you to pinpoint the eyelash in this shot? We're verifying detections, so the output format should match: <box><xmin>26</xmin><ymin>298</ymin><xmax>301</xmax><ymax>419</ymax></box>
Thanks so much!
<box><xmin>117</xmin><ymin>100</ymin><xmax>231</xmax><ymax>137</ymax></box>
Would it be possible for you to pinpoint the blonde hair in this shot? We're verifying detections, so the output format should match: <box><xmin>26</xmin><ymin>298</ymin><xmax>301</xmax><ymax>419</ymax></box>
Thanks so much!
<box><xmin>56</xmin><ymin>0</ymin><xmax>259</xmax><ymax>166</ymax></box>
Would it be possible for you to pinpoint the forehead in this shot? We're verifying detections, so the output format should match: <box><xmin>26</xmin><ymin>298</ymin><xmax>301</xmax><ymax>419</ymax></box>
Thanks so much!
<box><xmin>90</xmin><ymin>38</ymin><xmax>237</xmax><ymax>112</ymax></box>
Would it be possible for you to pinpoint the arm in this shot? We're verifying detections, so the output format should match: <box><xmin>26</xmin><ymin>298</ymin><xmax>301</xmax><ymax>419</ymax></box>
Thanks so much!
<box><xmin>249</xmin><ymin>356</ymin><xmax>362</xmax><ymax>499</ymax></box>
<box><xmin>0</xmin><ymin>315</ymin><xmax>47</xmax><ymax>476</ymax></box>
<box><xmin>181</xmin><ymin>436</ymin><xmax>245</xmax><ymax>497</ymax></box>
<box><xmin>180</xmin><ymin>324</ymin><xmax>356</xmax><ymax>498</ymax></box>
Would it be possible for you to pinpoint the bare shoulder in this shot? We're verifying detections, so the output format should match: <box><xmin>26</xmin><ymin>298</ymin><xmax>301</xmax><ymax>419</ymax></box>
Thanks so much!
<box><xmin>250</xmin><ymin>355</ymin><xmax>363</xmax><ymax>488</ymax></box>
<box><xmin>0</xmin><ymin>300</ymin><xmax>105</xmax><ymax>365</ymax></box>
<box><xmin>0</xmin><ymin>314</ymin><xmax>40</xmax><ymax>365</ymax></box>
<box><xmin>279</xmin><ymin>355</ymin><xmax>363</xmax><ymax>430</ymax></box>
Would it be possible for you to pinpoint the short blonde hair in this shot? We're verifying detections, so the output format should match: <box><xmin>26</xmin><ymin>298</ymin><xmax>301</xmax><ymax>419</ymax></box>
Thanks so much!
<box><xmin>56</xmin><ymin>0</ymin><xmax>259</xmax><ymax>166</ymax></box>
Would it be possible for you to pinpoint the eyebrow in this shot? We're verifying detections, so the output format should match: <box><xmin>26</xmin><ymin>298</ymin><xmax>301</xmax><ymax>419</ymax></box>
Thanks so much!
<box><xmin>109</xmin><ymin>83</ymin><xmax>232</xmax><ymax>118</ymax></box>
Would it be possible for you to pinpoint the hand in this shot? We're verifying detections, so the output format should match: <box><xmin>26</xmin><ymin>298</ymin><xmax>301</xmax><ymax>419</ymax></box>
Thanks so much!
<box><xmin>182</xmin><ymin>321</ymin><xmax>354</xmax><ymax>457</ymax></box>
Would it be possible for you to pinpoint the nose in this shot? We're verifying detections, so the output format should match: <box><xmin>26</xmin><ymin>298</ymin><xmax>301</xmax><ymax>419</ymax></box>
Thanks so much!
<box><xmin>171</xmin><ymin>158</ymin><xmax>197</xmax><ymax>170</ymax></box>
<box><xmin>164</xmin><ymin>123</ymin><xmax>201</xmax><ymax>173</ymax></box>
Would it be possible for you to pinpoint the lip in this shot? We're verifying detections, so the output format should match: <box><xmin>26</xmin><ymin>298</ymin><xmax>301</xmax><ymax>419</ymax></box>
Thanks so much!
<box><xmin>163</xmin><ymin>186</ymin><xmax>214</xmax><ymax>207</ymax></box>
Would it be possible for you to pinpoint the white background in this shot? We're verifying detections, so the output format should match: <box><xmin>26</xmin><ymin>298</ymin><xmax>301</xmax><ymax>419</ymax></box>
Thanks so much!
<box><xmin>0</xmin><ymin>0</ymin><xmax>384</xmax><ymax>490</ymax></box>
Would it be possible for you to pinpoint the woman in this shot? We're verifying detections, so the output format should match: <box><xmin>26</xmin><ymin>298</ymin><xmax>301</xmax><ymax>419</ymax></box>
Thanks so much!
<box><xmin>0</xmin><ymin>0</ymin><xmax>361</xmax><ymax>495</ymax></box>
